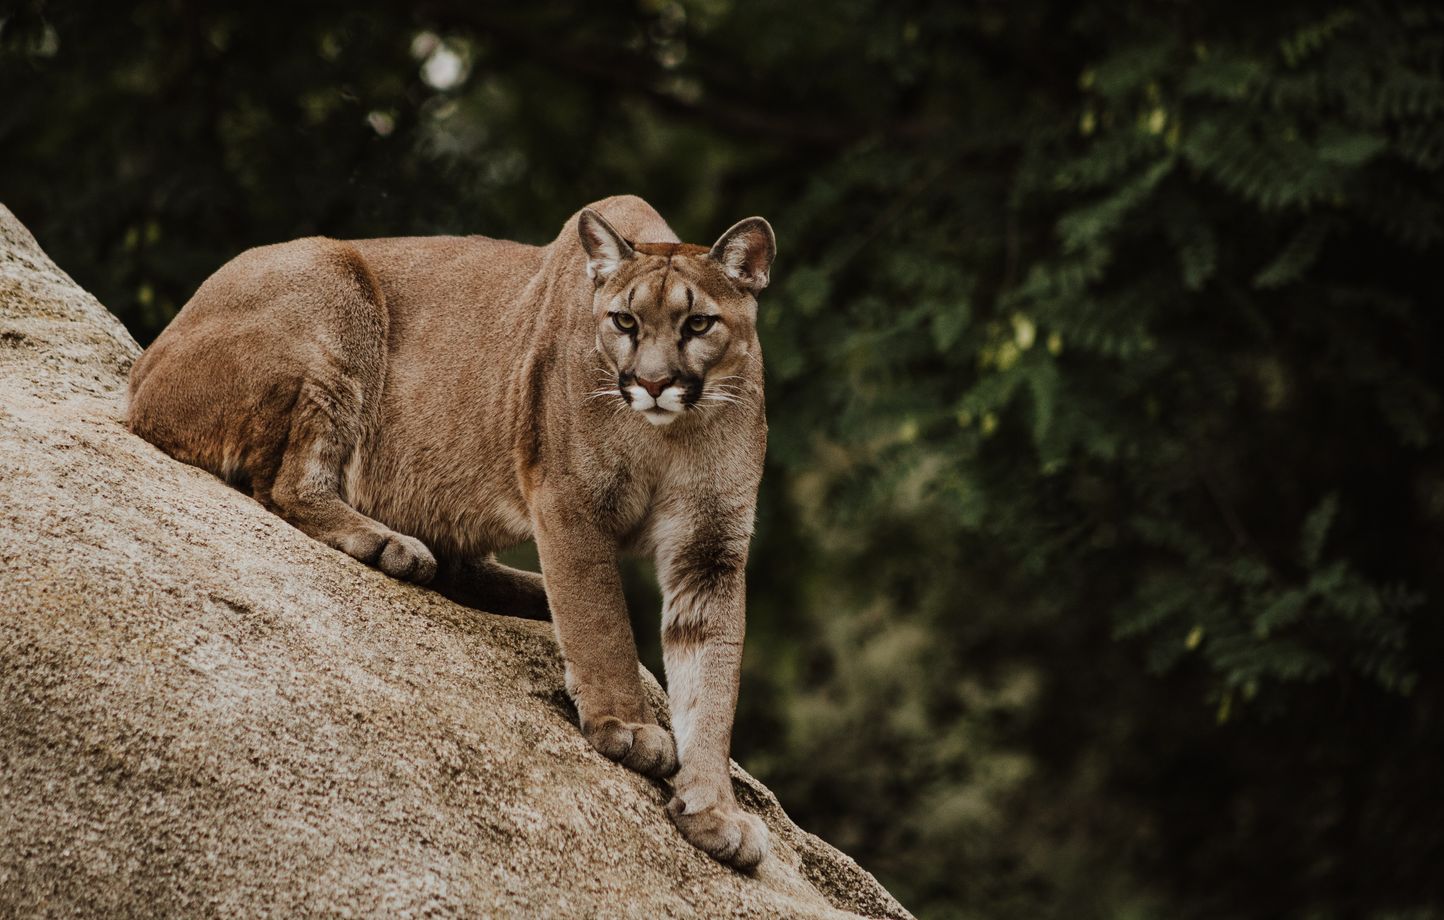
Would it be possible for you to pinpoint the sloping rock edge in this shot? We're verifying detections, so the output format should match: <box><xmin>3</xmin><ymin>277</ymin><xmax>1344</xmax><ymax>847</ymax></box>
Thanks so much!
<box><xmin>0</xmin><ymin>204</ymin><xmax>913</xmax><ymax>920</ymax></box>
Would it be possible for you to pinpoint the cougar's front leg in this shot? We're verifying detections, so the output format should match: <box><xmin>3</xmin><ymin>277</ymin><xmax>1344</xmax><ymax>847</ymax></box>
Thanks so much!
<box><xmin>658</xmin><ymin>513</ymin><xmax>769</xmax><ymax>871</ymax></box>
<box><xmin>533</xmin><ymin>499</ymin><xmax>677</xmax><ymax>779</ymax></box>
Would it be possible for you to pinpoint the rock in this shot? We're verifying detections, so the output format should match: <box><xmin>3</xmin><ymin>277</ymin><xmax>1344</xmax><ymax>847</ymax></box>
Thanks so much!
<box><xmin>0</xmin><ymin>205</ymin><xmax>913</xmax><ymax>920</ymax></box>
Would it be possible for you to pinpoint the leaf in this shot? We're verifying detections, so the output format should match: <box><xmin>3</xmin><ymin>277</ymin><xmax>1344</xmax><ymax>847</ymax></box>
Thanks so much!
<box><xmin>1253</xmin><ymin>218</ymin><xmax>1336</xmax><ymax>289</ymax></box>
<box><xmin>931</xmin><ymin>300</ymin><xmax>971</xmax><ymax>351</ymax></box>
<box><xmin>1056</xmin><ymin>158</ymin><xmax>1175</xmax><ymax>254</ymax></box>
<box><xmin>1315</xmin><ymin>128</ymin><xmax>1387</xmax><ymax>166</ymax></box>
<box><xmin>1298</xmin><ymin>492</ymin><xmax>1340</xmax><ymax>567</ymax></box>
<box><xmin>1024</xmin><ymin>356</ymin><xmax>1061</xmax><ymax>449</ymax></box>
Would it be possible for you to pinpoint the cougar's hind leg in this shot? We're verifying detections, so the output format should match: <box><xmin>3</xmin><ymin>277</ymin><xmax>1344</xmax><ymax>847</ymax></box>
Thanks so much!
<box><xmin>434</xmin><ymin>555</ymin><xmax>550</xmax><ymax>619</ymax></box>
<box><xmin>268</xmin><ymin>381</ymin><xmax>435</xmax><ymax>583</ymax></box>
<box><xmin>267</xmin><ymin>245</ymin><xmax>437</xmax><ymax>584</ymax></box>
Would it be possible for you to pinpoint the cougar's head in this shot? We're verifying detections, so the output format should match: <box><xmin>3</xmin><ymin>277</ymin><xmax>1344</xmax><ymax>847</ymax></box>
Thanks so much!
<box><xmin>579</xmin><ymin>208</ymin><xmax>774</xmax><ymax>427</ymax></box>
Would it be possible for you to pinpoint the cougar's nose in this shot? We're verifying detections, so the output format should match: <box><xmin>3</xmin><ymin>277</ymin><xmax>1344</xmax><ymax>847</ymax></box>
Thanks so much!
<box><xmin>637</xmin><ymin>376</ymin><xmax>673</xmax><ymax>399</ymax></box>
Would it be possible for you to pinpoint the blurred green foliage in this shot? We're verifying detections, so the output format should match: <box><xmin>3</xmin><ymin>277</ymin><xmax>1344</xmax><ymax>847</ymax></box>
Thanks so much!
<box><xmin>4</xmin><ymin>1</ymin><xmax>1444</xmax><ymax>917</ymax></box>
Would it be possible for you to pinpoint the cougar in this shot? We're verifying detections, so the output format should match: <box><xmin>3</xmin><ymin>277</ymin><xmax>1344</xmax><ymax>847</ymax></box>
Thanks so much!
<box><xmin>126</xmin><ymin>195</ymin><xmax>776</xmax><ymax>870</ymax></box>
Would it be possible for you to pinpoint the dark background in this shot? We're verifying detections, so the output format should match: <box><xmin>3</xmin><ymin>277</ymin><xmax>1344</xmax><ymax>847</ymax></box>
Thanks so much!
<box><xmin>4</xmin><ymin>1</ymin><xmax>1443</xmax><ymax>917</ymax></box>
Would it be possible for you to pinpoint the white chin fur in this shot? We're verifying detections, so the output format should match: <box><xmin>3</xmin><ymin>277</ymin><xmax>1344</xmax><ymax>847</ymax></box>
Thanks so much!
<box><xmin>641</xmin><ymin>408</ymin><xmax>680</xmax><ymax>426</ymax></box>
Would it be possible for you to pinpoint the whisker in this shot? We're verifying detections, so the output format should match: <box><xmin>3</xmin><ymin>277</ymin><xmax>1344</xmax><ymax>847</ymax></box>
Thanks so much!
<box><xmin>703</xmin><ymin>391</ymin><xmax>757</xmax><ymax>408</ymax></box>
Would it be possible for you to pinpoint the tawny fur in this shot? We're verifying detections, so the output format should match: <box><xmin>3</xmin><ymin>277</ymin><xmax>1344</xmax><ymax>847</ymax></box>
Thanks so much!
<box><xmin>126</xmin><ymin>195</ymin><xmax>776</xmax><ymax>870</ymax></box>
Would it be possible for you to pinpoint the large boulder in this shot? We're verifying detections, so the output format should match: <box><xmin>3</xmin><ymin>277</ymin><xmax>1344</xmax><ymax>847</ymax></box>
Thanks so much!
<box><xmin>0</xmin><ymin>205</ymin><xmax>912</xmax><ymax>920</ymax></box>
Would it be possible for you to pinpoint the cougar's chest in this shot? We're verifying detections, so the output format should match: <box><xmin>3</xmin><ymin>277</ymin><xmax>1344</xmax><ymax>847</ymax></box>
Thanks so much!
<box><xmin>585</xmin><ymin>456</ymin><xmax>661</xmax><ymax>545</ymax></box>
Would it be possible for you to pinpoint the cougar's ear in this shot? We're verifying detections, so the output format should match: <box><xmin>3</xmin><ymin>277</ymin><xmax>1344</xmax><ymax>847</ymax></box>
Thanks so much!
<box><xmin>578</xmin><ymin>208</ymin><xmax>634</xmax><ymax>285</ymax></box>
<box><xmin>709</xmin><ymin>217</ymin><xmax>775</xmax><ymax>294</ymax></box>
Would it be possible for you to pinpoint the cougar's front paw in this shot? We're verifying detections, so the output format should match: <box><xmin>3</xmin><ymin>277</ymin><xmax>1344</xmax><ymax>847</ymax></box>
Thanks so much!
<box><xmin>666</xmin><ymin>797</ymin><xmax>769</xmax><ymax>871</ymax></box>
<box><xmin>377</xmin><ymin>532</ymin><xmax>437</xmax><ymax>583</ymax></box>
<box><xmin>335</xmin><ymin>528</ymin><xmax>437</xmax><ymax>583</ymax></box>
<box><xmin>583</xmin><ymin>717</ymin><xmax>678</xmax><ymax>779</ymax></box>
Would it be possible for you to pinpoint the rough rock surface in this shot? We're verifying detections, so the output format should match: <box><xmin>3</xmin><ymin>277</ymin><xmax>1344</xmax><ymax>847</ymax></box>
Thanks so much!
<box><xmin>0</xmin><ymin>205</ymin><xmax>912</xmax><ymax>920</ymax></box>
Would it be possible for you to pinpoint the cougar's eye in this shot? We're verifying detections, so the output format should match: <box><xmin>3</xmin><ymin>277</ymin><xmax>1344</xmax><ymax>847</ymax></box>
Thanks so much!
<box><xmin>612</xmin><ymin>312</ymin><xmax>638</xmax><ymax>333</ymax></box>
<box><xmin>684</xmin><ymin>314</ymin><xmax>716</xmax><ymax>336</ymax></box>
